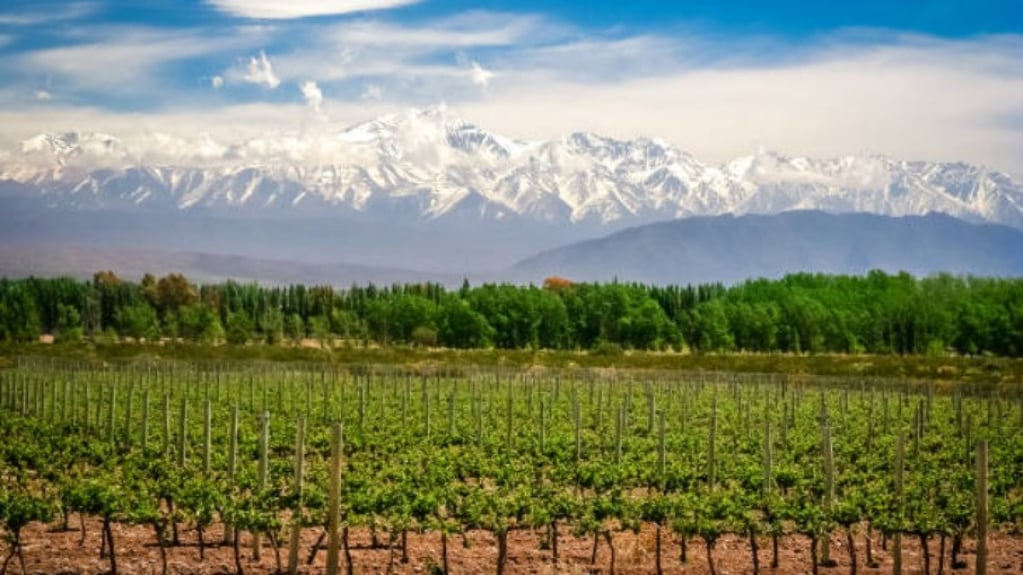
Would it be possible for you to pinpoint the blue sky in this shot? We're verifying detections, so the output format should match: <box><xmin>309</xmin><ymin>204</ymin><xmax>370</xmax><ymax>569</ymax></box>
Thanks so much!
<box><xmin>0</xmin><ymin>0</ymin><xmax>1021</xmax><ymax>172</ymax></box>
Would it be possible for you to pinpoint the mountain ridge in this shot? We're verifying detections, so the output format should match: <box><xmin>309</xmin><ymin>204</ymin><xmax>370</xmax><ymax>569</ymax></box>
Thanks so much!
<box><xmin>3</xmin><ymin>211</ymin><xmax>1022</xmax><ymax>288</ymax></box>
<box><xmin>509</xmin><ymin>211</ymin><xmax>1023</xmax><ymax>285</ymax></box>
<box><xmin>3</xmin><ymin>106</ymin><xmax>1022</xmax><ymax>230</ymax></box>
<box><xmin>0</xmin><ymin>245</ymin><xmax>462</xmax><ymax>287</ymax></box>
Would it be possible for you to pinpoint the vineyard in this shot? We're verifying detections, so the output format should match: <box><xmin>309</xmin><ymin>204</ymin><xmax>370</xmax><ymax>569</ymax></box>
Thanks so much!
<box><xmin>0</xmin><ymin>359</ymin><xmax>1021</xmax><ymax>575</ymax></box>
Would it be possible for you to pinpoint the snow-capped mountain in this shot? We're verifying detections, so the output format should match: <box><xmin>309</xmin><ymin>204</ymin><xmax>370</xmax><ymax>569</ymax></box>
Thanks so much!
<box><xmin>3</xmin><ymin>105</ymin><xmax>1023</xmax><ymax>229</ymax></box>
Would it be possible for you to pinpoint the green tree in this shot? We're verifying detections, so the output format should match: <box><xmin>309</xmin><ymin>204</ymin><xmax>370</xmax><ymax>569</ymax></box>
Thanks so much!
<box><xmin>688</xmin><ymin>299</ymin><xmax>733</xmax><ymax>352</ymax></box>
<box><xmin>438</xmin><ymin>297</ymin><xmax>493</xmax><ymax>348</ymax></box>
<box><xmin>261</xmin><ymin>307</ymin><xmax>284</xmax><ymax>345</ymax></box>
<box><xmin>329</xmin><ymin>309</ymin><xmax>363</xmax><ymax>341</ymax></box>
<box><xmin>54</xmin><ymin>303</ymin><xmax>84</xmax><ymax>343</ymax></box>
<box><xmin>284</xmin><ymin>313</ymin><xmax>305</xmax><ymax>344</ymax></box>
<box><xmin>0</xmin><ymin>282</ymin><xmax>42</xmax><ymax>342</ymax></box>
<box><xmin>155</xmin><ymin>273</ymin><xmax>199</xmax><ymax>318</ymax></box>
<box><xmin>225</xmin><ymin>311</ymin><xmax>254</xmax><ymax>345</ymax></box>
<box><xmin>307</xmin><ymin>314</ymin><xmax>331</xmax><ymax>348</ymax></box>
<box><xmin>115</xmin><ymin>304</ymin><xmax>160</xmax><ymax>341</ymax></box>
<box><xmin>175</xmin><ymin>304</ymin><xmax>223</xmax><ymax>343</ymax></box>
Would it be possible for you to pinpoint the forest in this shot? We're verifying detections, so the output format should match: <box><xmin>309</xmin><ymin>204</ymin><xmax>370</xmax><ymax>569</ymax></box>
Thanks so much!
<box><xmin>0</xmin><ymin>270</ymin><xmax>1021</xmax><ymax>357</ymax></box>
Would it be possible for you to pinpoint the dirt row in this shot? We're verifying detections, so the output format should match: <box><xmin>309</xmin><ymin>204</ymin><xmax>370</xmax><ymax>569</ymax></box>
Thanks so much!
<box><xmin>13</xmin><ymin>517</ymin><xmax>1023</xmax><ymax>575</ymax></box>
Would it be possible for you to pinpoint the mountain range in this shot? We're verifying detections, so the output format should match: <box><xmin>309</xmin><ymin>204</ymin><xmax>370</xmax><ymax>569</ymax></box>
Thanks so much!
<box><xmin>2</xmin><ymin>105</ymin><xmax>1023</xmax><ymax>281</ymax></box>
<box><xmin>510</xmin><ymin>211</ymin><xmax>1023</xmax><ymax>285</ymax></box>
<box><xmin>4</xmin><ymin>106</ymin><xmax>1022</xmax><ymax>229</ymax></box>
<box><xmin>0</xmin><ymin>245</ymin><xmax>460</xmax><ymax>287</ymax></box>
<box><xmin>8</xmin><ymin>211</ymin><xmax>1020</xmax><ymax>287</ymax></box>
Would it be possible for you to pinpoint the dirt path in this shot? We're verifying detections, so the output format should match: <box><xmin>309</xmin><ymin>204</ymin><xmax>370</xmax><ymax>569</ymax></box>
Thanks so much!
<box><xmin>14</xmin><ymin>517</ymin><xmax>1023</xmax><ymax>574</ymax></box>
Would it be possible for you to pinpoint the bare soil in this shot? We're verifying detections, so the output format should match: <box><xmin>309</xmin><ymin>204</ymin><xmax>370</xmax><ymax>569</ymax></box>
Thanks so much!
<box><xmin>12</xmin><ymin>517</ymin><xmax>1023</xmax><ymax>575</ymax></box>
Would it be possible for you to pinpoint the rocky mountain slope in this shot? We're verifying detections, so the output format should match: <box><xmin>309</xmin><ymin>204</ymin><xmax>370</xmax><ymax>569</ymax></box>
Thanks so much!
<box><xmin>3</xmin><ymin>106</ymin><xmax>1022</xmax><ymax>230</ymax></box>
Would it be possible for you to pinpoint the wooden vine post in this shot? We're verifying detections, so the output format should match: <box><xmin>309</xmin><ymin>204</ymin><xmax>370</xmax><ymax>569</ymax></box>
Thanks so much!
<box><xmin>69</xmin><ymin>377</ymin><xmax>77</xmax><ymax>426</ymax></box>
<box><xmin>253</xmin><ymin>411</ymin><xmax>270</xmax><ymax>560</ymax></box>
<box><xmin>141</xmin><ymin>389</ymin><xmax>150</xmax><ymax>451</ymax></box>
<box><xmin>615</xmin><ymin>405</ymin><xmax>624</xmax><ymax>465</ymax></box>
<box><xmin>162</xmin><ymin>394</ymin><xmax>171</xmax><ymax>456</ymax></box>
<box><xmin>647</xmin><ymin>387</ymin><xmax>655</xmax><ymax>434</ymax></box>
<box><xmin>124</xmin><ymin>384</ymin><xmax>133</xmax><ymax>448</ymax></box>
<box><xmin>84</xmin><ymin>380</ymin><xmax>91</xmax><ymax>431</ymax></box>
<box><xmin>539</xmin><ymin>399</ymin><xmax>546</xmax><ymax>454</ymax></box>
<box><xmin>423</xmin><ymin>384</ymin><xmax>431</xmax><ymax>440</ymax></box>
<box><xmin>506</xmin><ymin>381</ymin><xmax>514</xmax><ymax>450</ymax></box>
<box><xmin>177</xmin><ymin>397</ymin><xmax>188</xmax><ymax>468</ymax></box>
<box><xmin>764</xmin><ymin>414</ymin><xmax>779</xmax><ymax>568</ymax></box>
<box><xmin>657</xmin><ymin>410</ymin><xmax>666</xmax><ymax>490</ymax></box>
<box><xmin>821</xmin><ymin>424</ymin><xmax>835</xmax><ymax>566</ymax></box>
<box><xmin>287</xmin><ymin>417</ymin><xmax>306</xmax><ymax>575</ymax></box>
<box><xmin>893</xmin><ymin>433</ymin><xmax>905</xmax><ymax>575</ymax></box>
<box><xmin>446</xmin><ymin>393</ymin><xmax>455</xmax><ymax>438</ymax></box>
<box><xmin>326</xmin><ymin>422</ymin><xmax>344</xmax><ymax>575</ymax></box>
<box><xmin>202</xmin><ymin>399</ymin><xmax>212</xmax><ymax>474</ymax></box>
<box><xmin>107</xmin><ymin>385</ymin><xmax>116</xmax><ymax>442</ymax></box>
<box><xmin>358</xmin><ymin>383</ymin><xmax>366</xmax><ymax>430</ymax></box>
<box><xmin>224</xmin><ymin>405</ymin><xmax>239</xmax><ymax>544</ymax></box>
<box><xmin>708</xmin><ymin>393</ymin><xmax>718</xmax><ymax>489</ymax></box>
<box><xmin>976</xmin><ymin>440</ymin><xmax>988</xmax><ymax>575</ymax></box>
<box><xmin>763</xmin><ymin>416</ymin><xmax>772</xmax><ymax>494</ymax></box>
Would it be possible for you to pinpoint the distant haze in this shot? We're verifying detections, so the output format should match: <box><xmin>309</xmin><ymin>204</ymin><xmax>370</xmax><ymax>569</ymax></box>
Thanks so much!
<box><xmin>510</xmin><ymin>211</ymin><xmax>1023</xmax><ymax>286</ymax></box>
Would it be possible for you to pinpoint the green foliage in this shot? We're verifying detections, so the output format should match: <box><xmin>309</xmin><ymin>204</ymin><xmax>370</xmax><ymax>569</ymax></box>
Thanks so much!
<box><xmin>260</xmin><ymin>307</ymin><xmax>284</xmax><ymax>345</ymax></box>
<box><xmin>411</xmin><ymin>325</ymin><xmax>439</xmax><ymax>347</ymax></box>
<box><xmin>589</xmin><ymin>341</ymin><xmax>624</xmax><ymax>357</ymax></box>
<box><xmin>1</xmin><ymin>270</ymin><xmax>1023</xmax><ymax>357</ymax></box>
<box><xmin>116</xmin><ymin>304</ymin><xmax>160</xmax><ymax>341</ymax></box>
<box><xmin>225</xmin><ymin>311</ymin><xmax>253</xmax><ymax>345</ymax></box>
<box><xmin>0</xmin><ymin>281</ymin><xmax>41</xmax><ymax>342</ymax></box>
<box><xmin>0</xmin><ymin>361</ymin><xmax>1020</xmax><ymax>575</ymax></box>
<box><xmin>175</xmin><ymin>305</ymin><xmax>224</xmax><ymax>343</ymax></box>
<box><xmin>284</xmin><ymin>313</ymin><xmax>304</xmax><ymax>344</ymax></box>
<box><xmin>437</xmin><ymin>297</ymin><xmax>493</xmax><ymax>348</ymax></box>
<box><xmin>54</xmin><ymin>303</ymin><xmax>83</xmax><ymax>343</ymax></box>
<box><xmin>307</xmin><ymin>315</ymin><xmax>330</xmax><ymax>347</ymax></box>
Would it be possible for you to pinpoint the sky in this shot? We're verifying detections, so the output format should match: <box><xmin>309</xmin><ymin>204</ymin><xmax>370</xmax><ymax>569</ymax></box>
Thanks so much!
<box><xmin>0</xmin><ymin>0</ymin><xmax>1021</xmax><ymax>173</ymax></box>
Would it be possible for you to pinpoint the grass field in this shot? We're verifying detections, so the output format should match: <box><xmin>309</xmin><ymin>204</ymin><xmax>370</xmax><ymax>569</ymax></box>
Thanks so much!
<box><xmin>3</xmin><ymin>340</ymin><xmax>1023</xmax><ymax>385</ymax></box>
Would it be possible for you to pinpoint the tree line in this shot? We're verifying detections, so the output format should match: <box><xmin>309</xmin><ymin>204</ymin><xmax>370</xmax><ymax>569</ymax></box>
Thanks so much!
<box><xmin>0</xmin><ymin>270</ymin><xmax>1021</xmax><ymax>356</ymax></box>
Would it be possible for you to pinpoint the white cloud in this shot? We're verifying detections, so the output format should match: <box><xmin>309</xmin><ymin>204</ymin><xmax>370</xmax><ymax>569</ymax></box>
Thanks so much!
<box><xmin>206</xmin><ymin>0</ymin><xmax>420</xmax><ymax>20</ymax></box>
<box><xmin>267</xmin><ymin>13</ymin><xmax>553</xmax><ymax>85</ymax></box>
<box><xmin>241</xmin><ymin>51</ymin><xmax>280</xmax><ymax>89</ymax></box>
<box><xmin>300</xmin><ymin>80</ymin><xmax>323</xmax><ymax>113</ymax></box>
<box><xmin>211</xmin><ymin>75</ymin><xmax>224</xmax><ymax>89</ymax></box>
<box><xmin>33</xmin><ymin>90</ymin><xmax>52</xmax><ymax>101</ymax></box>
<box><xmin>324</xmin><ymin>14</ymin><xmax>546</xmax><ymax>49</ymax></box>
<box><xmin>469</xmin><ymin>61</ymin><xmax>494</xmax><ymax>88</ymax></box>
<box><xmin>0</xmin><ymin>101</ymin><xmax>398</xmax><ymax>165</ymax></box>
<box><xmin>12</xmin><ymin>27</ymin><xmax>261</xmax><ymax>94</ymax></box>
<box><xmin>455</xmin><ymin>36</ymin><xmax>1023</xmax><ymax>172</ymax></box>
<box><xmin>361</xmin><ymin>84</ymin><xmax>382</xmax><ymax>100</ymax></box>
<box><xmin>0</xmin><ymin>2</ymin><xmax>95</xmax><ymax>26</ymax></box>
<box><xmin>0</xmin><ymin>13</ymin><xmax>1020</xmax><ymax>175</ymax></box>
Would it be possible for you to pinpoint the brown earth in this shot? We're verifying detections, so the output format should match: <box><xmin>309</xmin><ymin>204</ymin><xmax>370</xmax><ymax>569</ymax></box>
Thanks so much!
<box><xmin>12</xmin><ymin>517</ymin><xmax>1023</xmax><ymax>575</ymax></box>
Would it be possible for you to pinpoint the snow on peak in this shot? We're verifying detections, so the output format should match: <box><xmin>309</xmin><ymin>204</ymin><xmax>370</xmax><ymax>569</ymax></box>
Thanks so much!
<box><xmin>18</xmin><ymin>131</ymin><xmax>125</xmax><ymax>168</ymax></box>
<box><xmin>2</xmin><ymin>106</ymin><xmax>1022</xmax><ymax>229</ymax></box>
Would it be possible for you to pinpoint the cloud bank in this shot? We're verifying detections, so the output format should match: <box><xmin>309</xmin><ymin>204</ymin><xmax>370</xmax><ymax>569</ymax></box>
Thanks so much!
<box><xmin>0</xmin><ymin>10</ymin><xmax>1020</xmax><ymax>174</ymax></box>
